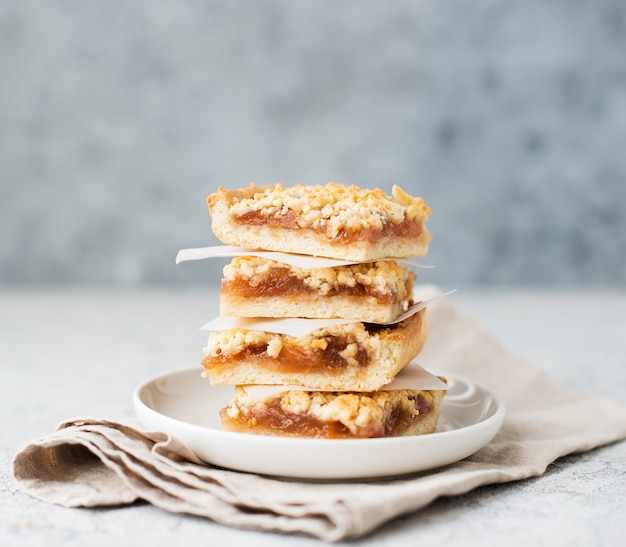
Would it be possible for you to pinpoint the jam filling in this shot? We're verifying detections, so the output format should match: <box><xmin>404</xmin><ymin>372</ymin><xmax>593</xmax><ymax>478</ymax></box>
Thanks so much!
<box><xmin>222</xmin><ymin>266</ymin><xmax>395</xmax><ymax>304</ymax></box>
<box><xmin>203</xmin><ymin>334</ymin><xmax>370</xmax><ymax>374</ymax></box>
<box><xmin>221</xmin><ymin>400</ymin><xmax>353</xmax><ymax>438</ymax></box>
<box><xmin>234</xmin><ymin>210</ymin><xmax>423</xmax><ymax>243</ymax></box>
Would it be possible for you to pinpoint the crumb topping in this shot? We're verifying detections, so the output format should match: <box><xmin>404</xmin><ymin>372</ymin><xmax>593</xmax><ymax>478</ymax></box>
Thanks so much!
<box><xmin>230</xmin><ymin>387</ymin><xmax>428</xmax><ymax>436</ymax></box>
<box><xmin>222</xmin><ymin>256</ymin><xmax>415</xmax><ymax>300</ymax></box>
<box><xmin>220</xmin><ymin>183</ymin><xmax>430</xmax><ymax>239</ymax></box>
<box><xmin>203</xmin><ymin>321</ymin><xmax>381</xmax><ymax>367</ymax></box>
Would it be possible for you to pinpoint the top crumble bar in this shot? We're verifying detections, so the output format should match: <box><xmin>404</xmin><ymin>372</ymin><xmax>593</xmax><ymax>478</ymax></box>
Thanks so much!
<box><xmin>207</xmin><ymin>182</ymin><xmax>432</xmax><ymax>261</ymax></box>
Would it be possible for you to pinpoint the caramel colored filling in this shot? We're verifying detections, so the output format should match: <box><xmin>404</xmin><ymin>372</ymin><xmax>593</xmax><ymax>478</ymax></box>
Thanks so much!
<box><xmin>203</xmin><ymin>334</ymin><xmax>370</xmax><ymax>374</ymax></box>
<box><xmin>221</xmin><ymin>266</ymin><xmax>395</xmax><ymax>304</ymax></box>
<box><xmin>234</xmin><ymin>210</ymin><xmax>423</xmax><ymax>243</ymax></box>
<box><xmin>221</xmin><ymin>392</ymin><xmax>435</xmax><ymax>439</ymax></box>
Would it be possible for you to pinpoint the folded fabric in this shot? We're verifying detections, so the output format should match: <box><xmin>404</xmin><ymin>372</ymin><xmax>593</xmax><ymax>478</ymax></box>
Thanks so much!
<box><xmin>13</xmin><ymin>292</ymin><xmax>626</xmax><ymax>542</ymax></box>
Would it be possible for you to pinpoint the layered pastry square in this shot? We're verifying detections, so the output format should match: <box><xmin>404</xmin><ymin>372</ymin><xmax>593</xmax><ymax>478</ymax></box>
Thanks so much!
<box><xmin>202</xmin><ymin>309</ymin><xmax>428</xmax><ymax>391</ymax></box>
<box><xmin>220</xmin><ymin>255</ymin><xmax>416</xmax><ymax>323</ymax></box>
<box><xmin>221</xmin><ymin>384</ymin><xmax>446</xmax><ymax>439</ymax></box>
<box><xmin>207</xmin><ymin>183</ymin><xmax>432</xmax><ymax>261</ymax></box>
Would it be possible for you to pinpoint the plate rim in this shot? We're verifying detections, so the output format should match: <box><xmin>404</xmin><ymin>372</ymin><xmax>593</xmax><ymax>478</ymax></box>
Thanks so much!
<box><xmin>133</xmin><ymin>365</ymin><xmax>506</xmax><ymax>478</ymax></box>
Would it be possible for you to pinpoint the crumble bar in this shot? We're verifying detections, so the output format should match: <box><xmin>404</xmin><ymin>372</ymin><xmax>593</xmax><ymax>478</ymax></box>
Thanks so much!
<box><xmin>207</xmin><ymin>183</ymin><xmax>432</xmax><ymax>261</ymax></box>
<box><xmin>221</xmin><ymin>384</ymin><xmax>446</xmax><ymax>438</ymax></box>
<box><xmin>202</xmin><ymin>309</ymin><xmax>428</xmax><ymax>391</ymax></box>
<box><xmin>220</xmin><ymin>256</ymin><xmax>416</xmax><ymax>322</ymax></box>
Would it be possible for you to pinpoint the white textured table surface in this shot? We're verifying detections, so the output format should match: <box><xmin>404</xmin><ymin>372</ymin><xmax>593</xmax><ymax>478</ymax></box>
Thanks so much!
<box><xmin>2</xmin><ymin>288</ymin><xmax>625</xmax><ymax>546</ymax></box>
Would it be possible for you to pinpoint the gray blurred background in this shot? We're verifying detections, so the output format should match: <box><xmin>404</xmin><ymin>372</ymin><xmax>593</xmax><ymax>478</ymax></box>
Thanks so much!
<box><xmin>2</xmin><ymin>0</ymin><xmax>625</xmax><ymax>289</ymax></box>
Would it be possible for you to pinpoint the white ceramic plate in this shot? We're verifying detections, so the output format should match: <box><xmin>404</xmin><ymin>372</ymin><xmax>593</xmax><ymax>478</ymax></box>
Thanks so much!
<box><xmin>133</xmin><ymin>366</ymin><xmax>506</xmax><ymax>480</ymax></box>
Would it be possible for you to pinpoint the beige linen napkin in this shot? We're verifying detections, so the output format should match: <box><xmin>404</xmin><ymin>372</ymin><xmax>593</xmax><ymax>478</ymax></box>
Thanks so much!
<box><xmin>13</xmin><ymin>294</ymin><xmax>626</xmax><ymax>542</ymax></box>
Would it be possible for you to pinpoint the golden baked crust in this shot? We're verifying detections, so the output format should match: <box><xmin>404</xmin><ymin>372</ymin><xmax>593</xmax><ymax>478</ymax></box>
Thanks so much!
<box><xmin>207</xmin><ymin>183</ymin><xmax>432</xmax><ymax>261</ymax></box>
<box><xmin>220</xmin><ymin>384</ymin><xmax>446</xmax><ymax>438</ymax></box>
<box><xmin>202</xmin><ymin>309</ymin><xmax>428</xmax><ymax>391</ymax></box>
<box><xmin>220</xmin><ymin>256</ymin><xmax>416</xmax><ymax>322</ymax></box>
